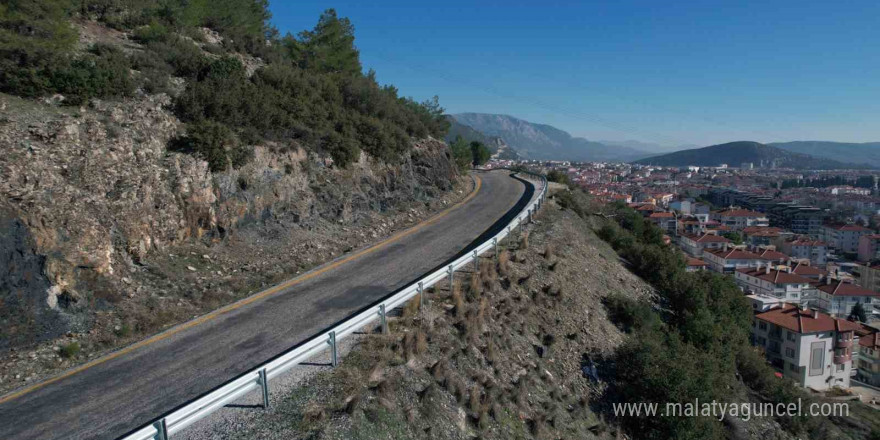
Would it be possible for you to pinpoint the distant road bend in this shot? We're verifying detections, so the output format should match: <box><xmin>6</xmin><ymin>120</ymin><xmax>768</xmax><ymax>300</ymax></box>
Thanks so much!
<box><xmin>0</xmin><ymin>170</ymin><xmax>534</xmax><ymax>440</ymax></box>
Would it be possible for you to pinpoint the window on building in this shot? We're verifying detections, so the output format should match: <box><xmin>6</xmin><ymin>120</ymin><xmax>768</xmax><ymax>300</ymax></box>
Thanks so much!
<box><xmin>789</xmin><ymin>362</ymin><xmax>799</xmax><ymax>373</ymax></box>
<box><xmin>810</xmin><ymin>341</ymin><xmax>825</xmax><ymax>376</ymax></box>
<box><xmin>785</xmin><ymin>347</ymin><xmax>795</xmax><ymax>358</ymax></box>
<box><xmin>759</xmin><ymin>322</ymin><xmax>767</xmax><ymax>330</ymax></box>
<box><xmin>836</xmin><ymin>364</ymin><xmax>844</xmax><ymax>372</ymax></box>
<box><xmin>786</xmin><ymin>332</ymin><xmax>795</xmax><ymax>342</ymax></box>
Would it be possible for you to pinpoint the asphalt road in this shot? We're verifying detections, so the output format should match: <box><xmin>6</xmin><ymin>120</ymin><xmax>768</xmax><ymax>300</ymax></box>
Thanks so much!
<box><xmin>0</xmin><ymin>170</ymin><xmax>531</xmax><ymax>440</ymax></box>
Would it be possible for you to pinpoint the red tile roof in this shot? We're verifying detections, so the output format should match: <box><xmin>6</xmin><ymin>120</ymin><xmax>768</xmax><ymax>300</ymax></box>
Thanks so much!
<box><xmin>743</xmin><ymin>226</ymin><xmax>784</xmax><ymax>235</ymax></box>
<box><xmin>683</xmin><ymin>234</ymin><xmax>732</xmax><ymax>243</ymax></box>
<box><xmin>705</xmin><ymin>248</ymin><xmax>763</xmax><ymax>260</ymax></box>
<box><xmin>716</xmin><ymin>209</ymin><xmax>766</xmax><ymax>218</ymax></box>
<box><xmin>649</xmin><ymin>212</ymin><xmax>675</xmax><ymax>218</ymax></box>
<box><xmin>859</xmin><ymin>331</ymin><xmax>880</xmax><ymax>349</ymax></box>
<box><xmin>757</xmin><ymin>249</ymin><xmax>789</xmax><ymax>261</ymax></box>
<box><xmin>816</xmin><ymin>280</ymin><xmax>880</xmax><ymax>297</ymax></box>
<box><xmin>788</xmin><ymin>238</ymin><xmax>827</xmax><ymax>246</ymax></box>
<box><xmin>737</xmin><ymin>267</ymin><xmax>813</xmax><ymax>285</ymax></box>
<box><xmin>756</xmin><ymin>304</ymin><xmax>862</xmax><ymax>334</ymax></box>
<box><xmin>826</xmin><ymin>224</ymin><xmax>872</xmax><ymax>232</ymax></box>
<box><xmin>687</xmin><ymin>257</ymin><xmax>708</xmax><ymax>267</ymax></box>
<box><xmin>791</xmin><ymin>263</ymin><xmax>825</xmax><ymax>277</ymax></box>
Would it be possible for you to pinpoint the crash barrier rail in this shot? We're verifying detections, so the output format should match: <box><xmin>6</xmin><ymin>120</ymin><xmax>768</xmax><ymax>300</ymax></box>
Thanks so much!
<box><xmin>123</xmin><ymin>170</ymin><xmax>547</xmax><ymax>440</ymax></box>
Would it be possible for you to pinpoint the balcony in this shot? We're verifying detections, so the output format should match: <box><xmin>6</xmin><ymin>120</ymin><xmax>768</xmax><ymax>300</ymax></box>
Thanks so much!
<box><xmin>835</xmin><ymin>338</ymin><xmax>853</xmax><ymax>349</ymax></box>
<box><xmin>834</xmin><ymin>353</ymin><xmax>852</xmax><ymax>364</ymax></box>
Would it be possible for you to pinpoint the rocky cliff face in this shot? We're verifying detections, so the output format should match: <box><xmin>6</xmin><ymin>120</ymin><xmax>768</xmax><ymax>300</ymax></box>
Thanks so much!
<box><xmin>0</xmin><ymin>93</ymin><xmax>460</xmax><ymax>351</ymax></box>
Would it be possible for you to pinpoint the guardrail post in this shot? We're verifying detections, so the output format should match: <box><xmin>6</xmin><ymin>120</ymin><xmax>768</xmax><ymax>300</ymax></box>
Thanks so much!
<box><xmin>417</xmin><ymin>281</ymin><xmax>424</xmax><ymax>309</ymax></box>
<box><xmin>473</xmin><ymin>250</ymin><xmax>479</xmax><ymax>273</ymax></box>
<box><xmin>153</xmin><ymin>419</ymin><xmax>168</xmax><ymax>440</ymax></box>
<box><xmin>328</xmin><ymin>331</ymin><xmax>338</xmax><ymax>368</ymax></box>
<box><xmin>258</xmin><ymin>368</ymin><xmax>270</xmax><ymax>409</ymax></box>
<box><xmin>493</xmin><ymin>237</ymin><xmax>498</xmax><ymax>260</ymax></box>
<box><xmin>506</xmin><ymin>226</ymin><xmax>512</xmax><ymax>248</ymax></box>
<box><xmin>528</xmin><ymin>208</ymin><xmax>533</xmax><ymax>223</ymax></box>
<box><xmin>379</xmin><ymin>304</ymin><xmax>388</xmax><ymax>334</ymax></box>
<box><xmin>447</xmin><ymin>264</ymin><xmax>454</xmax><ymax>290</ymax></box>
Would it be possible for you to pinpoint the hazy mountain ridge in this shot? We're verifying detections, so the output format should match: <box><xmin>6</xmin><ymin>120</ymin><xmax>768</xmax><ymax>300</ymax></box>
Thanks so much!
<box><xmin>443</xmin><ymin>116</ymin><xmax>518</xmax><ymax>159</ymax></box>
<box><xmin>769</xmin><ymin>141</ymin><xmax>880</xmax><ymax>168</ymax></box>
<box><xmin>451</xmin><ymin>113</ymin><xmax>651</xmax><ymax>162</ymax></box>
<box><xmin>634</xmin><ymin>141</ymin><xmax>868</xmax><ymax>169</ymax></box>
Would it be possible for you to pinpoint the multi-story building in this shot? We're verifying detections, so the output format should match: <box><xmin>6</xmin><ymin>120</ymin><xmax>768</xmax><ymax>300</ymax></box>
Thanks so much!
<box><xmin>814</xmin><ymin>279</ymin><xmax>879</xmax><ymax>318</ymax></box>
<box><xmin>856</xmin><ymin>332</ymin><xmax>880</xmax><ymax>387</ymax></box>
<box><xmin>853</xmin><ymin>263</ymin><xmax>880</xmax><ymax>293</ymax></box>
<box><xmin>858</xmin><ymin>234</ymin><xmax>880</xmax><ymax>263</ymax></box>
<box><xmin>781</xmin><ymin>238</ymin><xmax>828</xmax><ymax>267</ymax></box>
<box><xmin>756</xmin><ymin>248</ymin><xmax>790</xmax><ymax>265</ymax></box>
<box><xmin>703</xmin><ymin>247</ymin><xmax>765</xmax><ymax>274</ymax></box>
<box><xmin>686</xmin><ymin>257</ymin><xmax>709</xmax><ymax>272</ymax></box>
<box><xmin>648</xmin><ymin>212</ymin><xmax>677</xmax><ymax>235</ymax></box>
<box><xmin>751</xmin><ymin>304</ymin><xmax>860</xmax><ymax>390</ymax></box>
<box><xmin>679</xmin><ymin>233</ymin><xmax>731</xmax><ymax>257</ymax></box>
<box><xmin>791</xmin><ymin>262</ymin><xmax>826</xmax><ymax>281</ymax></box>
<box><xmin>822</xmin><ymin>224</ymin><xmax>873</xmax><ymax>254</ymax></box>
<box><xmin>736</xmin><ymin>266</ymin><xmax>813</xmax><ymax>306</ymax></box>
<box><xmin>712</xmin><ymin>208</ymin><xmax>770</xmax><ymax>231</ymax></box>
<box><xmin>742</xmin><ymin>226</ymin><xmax>786</xmax><ymax>247</ymax></box>
<box><xmin>768</xmin><ymin>204</ymin><xmax>825</xmax><ymax>237</ymax></box>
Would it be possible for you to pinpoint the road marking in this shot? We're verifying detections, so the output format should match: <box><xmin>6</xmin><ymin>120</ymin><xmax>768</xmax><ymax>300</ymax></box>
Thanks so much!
<box><xmin>0</xmin><ymin>174</ymin><xmax>485</xmax><ymax>405</ymax></box>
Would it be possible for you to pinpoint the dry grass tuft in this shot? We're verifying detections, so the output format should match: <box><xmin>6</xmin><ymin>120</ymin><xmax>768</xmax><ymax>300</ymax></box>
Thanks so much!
<box><xmin>542</xmin><ymin>243</ymin><xmax>555</xmax><ymax>259</ymax></box>
<box><xmin>302</xmin><ymin>403</ymin><xmax>327</xmax><ymax>425</ymax></box>
<box><xmin>468</xmin><ymin>272</ymin><xmax>481</xmax><ymax>301</ymax></box>
<box><xmin>402</xmin><ymin>295</ymin><xmax>420</xmax><ymax>318</ymax></box>
<box><xmin>452</xmin><ymin>280</ymin><xmax>465</xmax><ymax>320</ymax></box>
<box><xmin>469</xmin><ymin>386</ymin><xmax>483</xmax><ymax>414</ymax></box>
<box><xmin>497</xmin><ymin>250</ymin><xmax>510</xmax><ymax>277</ymax></box>
<box><xmin>519</xmin><ymin>231</ymin><xmax>530</xmax><ymax>250</ymax></box>
<box><xmin>342</xmin><ymin>393</ymin><xmax>361</xmax><ymax>414</ymax></box>
<box><xmin>415</xmin><ymin>330</ymin><xmax>428</xmax><ymax>354</ymax></box>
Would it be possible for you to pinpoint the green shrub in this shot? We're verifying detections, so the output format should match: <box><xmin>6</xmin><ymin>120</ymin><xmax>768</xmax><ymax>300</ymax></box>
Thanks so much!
<box><xmin>60</xmin><ymin>341</ymin><xmax>81</xmax><ymax>358</ymax></box>
<box><xmin>169</xmin><ymin>120</ymin><xmax>251</xmax><ymax>172</ymax></box>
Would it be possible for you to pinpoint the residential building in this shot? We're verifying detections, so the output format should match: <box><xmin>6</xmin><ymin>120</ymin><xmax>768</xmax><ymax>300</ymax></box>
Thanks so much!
<box><xmin>679</xmin><ymin>233</ymin><xmax>731</xmax><ymax>258</ymax></box>
<box><xmin>703</xmin><ymin>247</ymin><xmax>765</xmax><ymax>274</ymax></box>
<box><xmin>648</xmin><ymin>212</ymin><xmax>677</xmax><ymax>234</ymax></box>
<box><xmin>751</xmin><ymin>304</ymin><xmax>860</xmax><ymax>390</ymax></box>
<box><xmin>822</xmin><ymin>224</ymin><xmax>873</xmax><ymax>254</ymax></box>
<box><xmin>858</xmin><ymin>234</ymin><xmax>880</xmax><ymax>263</ymax></box>
<box><xmin>756</xmin><ymin>248</ymin><xmax>790</xmax><ymax>265</ymax></box>
<box><xmin>736</xmin><ymin>266</ymin><xmax>812</xmax><ymax>305</ymax></box>
<box><xmin>853</xmin><ymin>263</ymin><xmax>880</xmax><ymax>293</ymax></box>
<box><xmin>686</xmin><ymin>257</ymin><xmax>708</xmax><ymax>272</ymax></box>
<box><xmin>742</xmin><ymin>226</ymin><xmax>785</xmax><ymax>247</ymax></box>
<box><xmin>791</xmin><ymin>262</ymin><xmax>826</xmax><ymax>281</ymax></box>
<box><xmin>712</xmin><ymin>208</ymin><xmax>770</xmax><ymax>231</ymax></box>
<box><xmin>856</xmin><ymin>332</ymin><xmax>880</xmax><ymax>387</ymax></box>
<box><xmin>768</xmin><ymin>204</ymin><xmax>825</xmax><ymax>237</ymax></box>
<box><xmin>814</xmin><ymin>279</ymin><xmax>880</xmax><ymax>318</ymax></box>
<box><xmin>781</xmin><ymin>238</ymin><xmax>828</xmax><ymax>267</ymax></box>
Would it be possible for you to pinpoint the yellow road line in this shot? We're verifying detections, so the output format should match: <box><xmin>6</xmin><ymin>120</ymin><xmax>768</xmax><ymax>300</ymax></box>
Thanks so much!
<box><xmin>0</xmin><ymin>174</ymin><xmax>484</xmax><ymax>405</ymax></box>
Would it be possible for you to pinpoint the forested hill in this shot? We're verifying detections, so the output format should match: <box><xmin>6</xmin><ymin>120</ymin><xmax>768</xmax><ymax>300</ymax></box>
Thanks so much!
<box><xmin>634</xmin><ymin>141</ymin><xmax>867</xmax><ymax>169</ymax></box>
<box><xmin>0</xmin><ymin>1</ymin><xmax>449</xmax><ymax>168</ymax></box>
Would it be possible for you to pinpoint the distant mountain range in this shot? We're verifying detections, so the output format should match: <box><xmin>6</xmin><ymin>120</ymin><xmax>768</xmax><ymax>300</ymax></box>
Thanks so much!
<box><xmin>768</xmin><ymin>141</ymin><xmax>880</xmax><ymax>168</ymax></box>
<box><xmin>633</xmin><ymin>141</ymin><xmax>868</xmax><ymax>170</ymax></box>
<box><xmin>443</xmin><ymin>116</ymin><xmax>518</xmax><ymax>159</ymax></box>
<box><xmin>450</xmin><ymin>113</ymin><xmax>651</xmax><ymax>162</ymax></box>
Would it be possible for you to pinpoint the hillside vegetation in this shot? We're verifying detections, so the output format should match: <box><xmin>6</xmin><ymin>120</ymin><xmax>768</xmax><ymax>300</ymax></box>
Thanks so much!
<box><xmin>1</xmin><ymin>0</ymin><xmax>449</xmax><ymax>168</ymax></box>
<box><xmin>770</xmin><ymin>141</ymin><xmax>880</xmax><ymax>168</ymax></box>
<box><xmin>634</xmin><ymin>141</ymin><xmax>866</xmax><ymax>169</ymax></box>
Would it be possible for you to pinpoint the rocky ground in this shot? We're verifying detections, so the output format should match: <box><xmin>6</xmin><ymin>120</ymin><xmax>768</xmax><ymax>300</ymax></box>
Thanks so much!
<box><xmin>0</xmin><ymin>91</ymin><xmax>465</xmax><ymax>394</ymax></box>
<box><xmin>177</xmin><ymin>190</ymin><xmax>655</xmax><ymax>439</ymax></box>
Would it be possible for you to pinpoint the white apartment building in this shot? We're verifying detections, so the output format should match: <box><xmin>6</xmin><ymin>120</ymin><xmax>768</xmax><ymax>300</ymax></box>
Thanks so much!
<box><xmin>781</xmin><ymin>238</ymin><xmax>828</xmax><ymax>267</ymax></box>
<box><xmin>822</xmin><ymin>224</ymin><xmax>873</xmax><ymax>254</ymax></box>
<box><xmin>712</xmin><ymin>208</ymin><xmax>770</xmax><ymax>231</ymax></box>
<box><xmin>702</xmin><ymin>247</ymin><xmax>764</xmax><ymax>274</ymax></box>
<box><xmin>679</xmin><ymin>233</ymin><xmax>731</xmax><ymax>258</ymax></box>
<box><xmin>752</xmin><ymin>304</ymin><xmax>860</xmax><ymax>390</ymax></box>
<box><xmin>736</xmin><ymin>266</ymin><xmax>813</xmax><ymax>305</ymax></box>
<box><xmin>814</xmin><ymin>279</ymin><xmax>880</xmax><ymax>318</ymax></box>
<box><xmin>857</xmin><ymin>332</ymin><xmax>880</xmax><ymax>387</ymax></box>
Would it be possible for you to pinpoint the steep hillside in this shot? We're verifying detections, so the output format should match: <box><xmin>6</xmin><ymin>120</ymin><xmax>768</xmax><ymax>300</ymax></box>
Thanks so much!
<box><xmin>770</xmin><ymin>141</ymin><xmax>880</xmax><ymax>168</ymax></box>
<box><xmin>0</xmin><ymin>3</ymin><xmax>461</xmax><ymax>366</ymax></box>
<box><xmin>444</xmin><ymin>116</ymin><xmax>518</xmax><ymax>159</ymax></box>
<box><xmin>634</xmin><ymin>141</ymin><xmax>866</xmax><ymax>169</ymax></box>
<box><xmin>452</xmin><ymin>113</ymin><xmax>650</xmax><ymax>162</ymax></box>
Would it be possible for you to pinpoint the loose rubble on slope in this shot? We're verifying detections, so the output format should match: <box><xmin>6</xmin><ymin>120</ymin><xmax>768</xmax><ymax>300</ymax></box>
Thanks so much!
<box><xmin>0</xmin><ymin>92</ymin><xmax>465</xmax><ymax>394</ymax></box>
<box><xmin>179</xmin><ymin>193</ymin><xmax>654</xmax><ymax>440</ymax></box>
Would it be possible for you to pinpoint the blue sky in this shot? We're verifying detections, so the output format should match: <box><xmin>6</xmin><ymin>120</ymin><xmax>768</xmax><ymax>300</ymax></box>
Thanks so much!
<box><xmin>269</xmin><ymin>1</ymin><xmax>880</xmax><ymax>147</ymax></box>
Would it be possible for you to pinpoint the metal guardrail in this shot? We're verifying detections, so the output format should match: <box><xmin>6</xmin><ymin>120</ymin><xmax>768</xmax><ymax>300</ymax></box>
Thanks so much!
<box><xmin>122</xmin><ymin>171</ymin><xmax>547</xmax><ymax>440</ymax></box>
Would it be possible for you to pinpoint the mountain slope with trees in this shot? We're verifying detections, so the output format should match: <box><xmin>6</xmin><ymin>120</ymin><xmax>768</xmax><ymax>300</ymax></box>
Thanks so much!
<box><xmin>634</xmin><ymin>141</ymin><xmax>867</xmax><ymax>169</ymax></box>
<box><xmin>452</xmin><ymin>113</ymin><xmax>651</xmax><ymax>162</ymax></box>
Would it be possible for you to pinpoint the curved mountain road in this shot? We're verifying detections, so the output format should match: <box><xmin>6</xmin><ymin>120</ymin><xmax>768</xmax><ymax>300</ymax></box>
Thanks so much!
<box><xmin>0</xmin><ymin>170</ymin><xmax>533</xmax><ymax>440</ymax></box>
